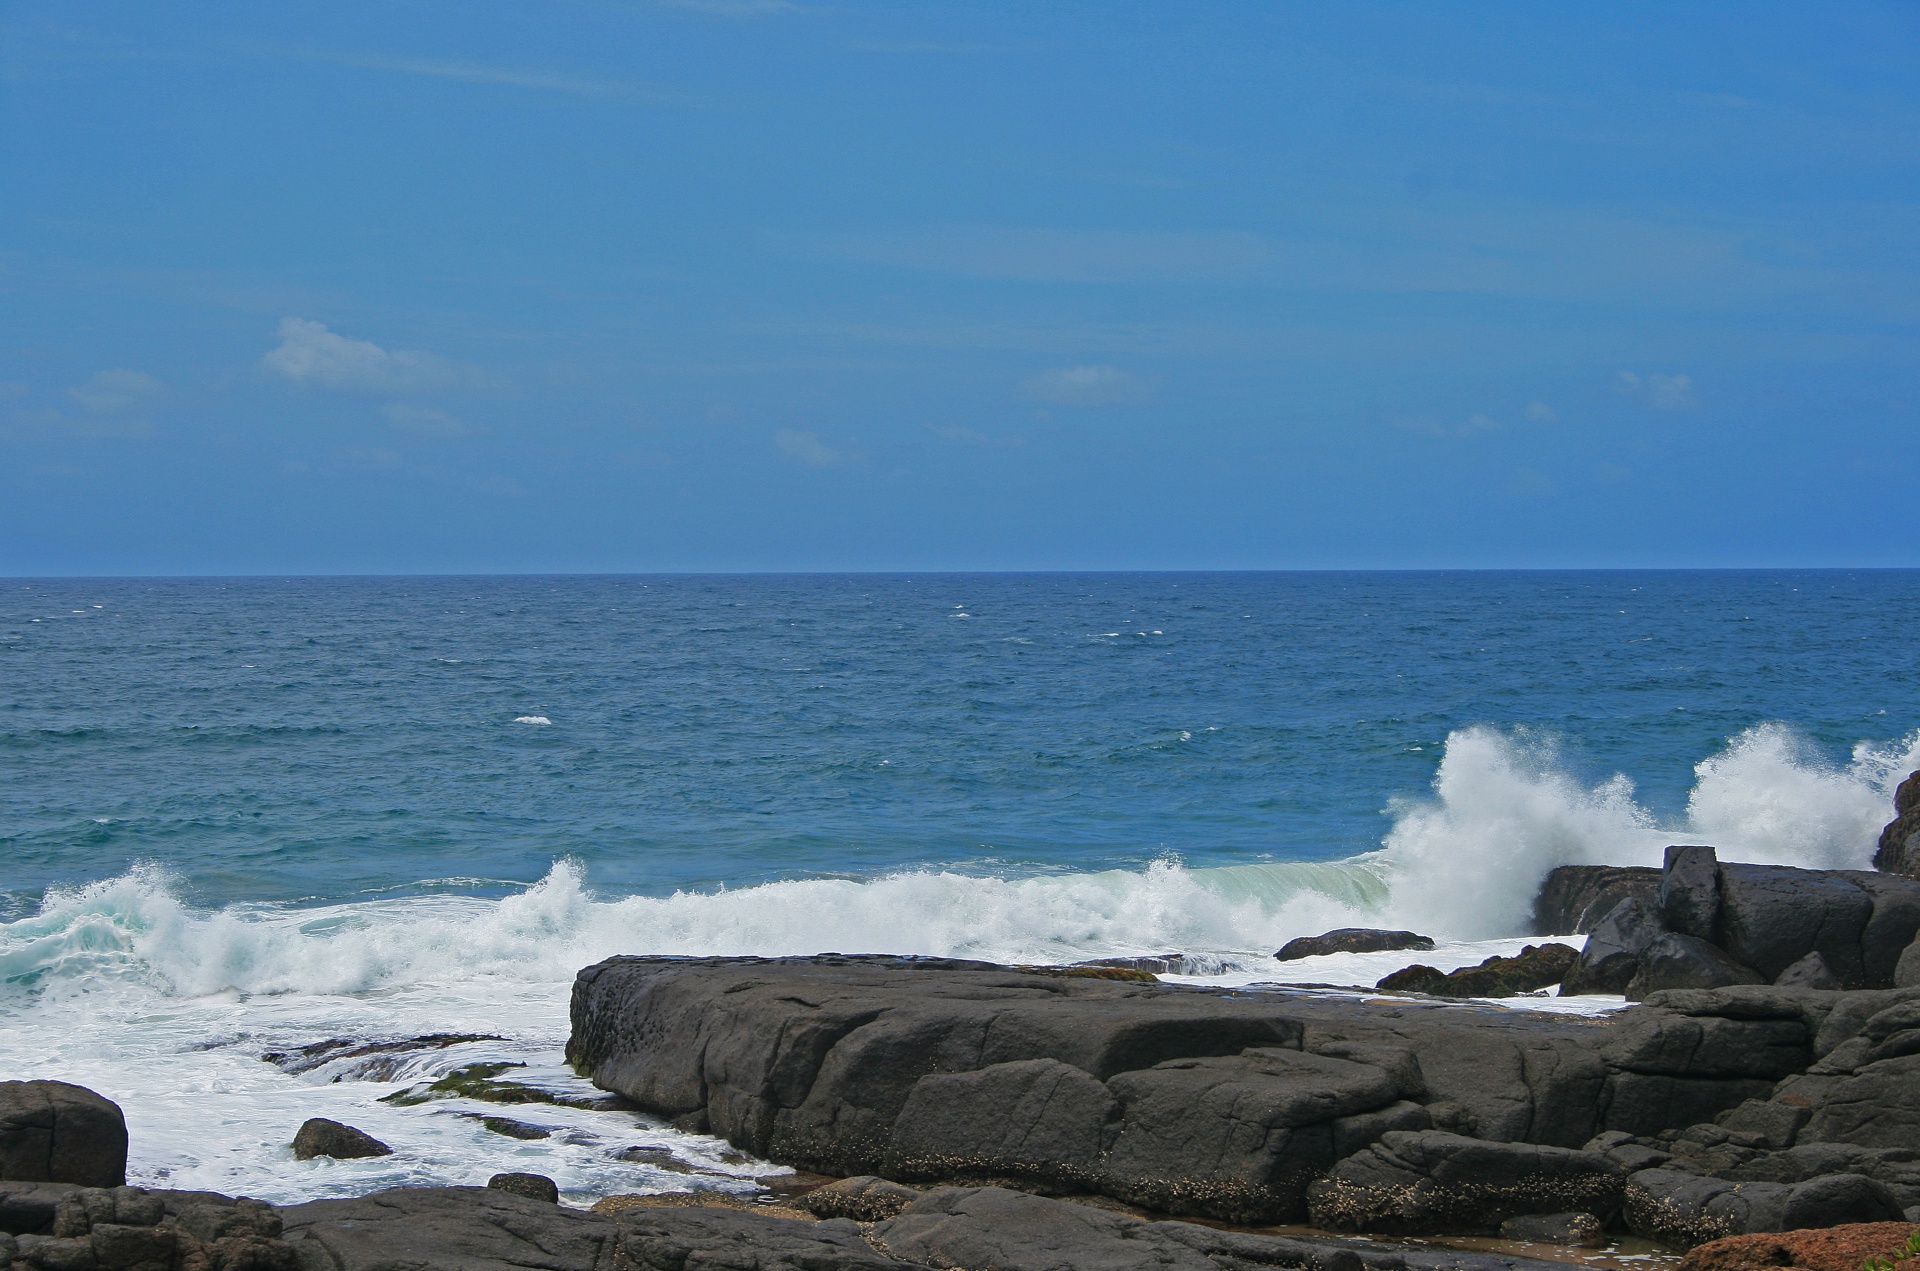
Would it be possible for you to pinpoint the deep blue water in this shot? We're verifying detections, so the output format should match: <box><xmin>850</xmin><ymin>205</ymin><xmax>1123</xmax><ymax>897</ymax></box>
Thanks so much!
<box><xmin>4</xmin><ymin>571</ymin><xmax>1917</xmax><ymax>914</ymax></box>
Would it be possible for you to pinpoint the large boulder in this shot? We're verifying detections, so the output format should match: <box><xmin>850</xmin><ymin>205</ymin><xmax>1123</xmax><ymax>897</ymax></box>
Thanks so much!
<box><xmin>1562</xmin><ymin>898</ymin><xmax>1668</xmax><ymax>995</ymax></box>
<box><xmin>1626</xmin><ymin>934</ymin><xmax>1766</xmax><ymax>999</ymax></box>
<box><xmin>1534</xmin><ymin>866</ymin><xmax>1662</xmax><ymax>936</ymax></box>
<box><xmin>0</xmin><ymin>1082</ymin><xmax>127</xmax><ymax>1188</ymax></box>
<box><xmin>1275</xmin><ymin>929</ymin><xmax>1434</xmax><ymax>961</ymax></box>
<box><xmin>1305</xmin><ymin>1131</ymin><xmax>1624</xmax><ymax>1235</ymax></box>
<box><xmin>1874</xmin><ymin>769</ymin><xmax>1920</xmax><ymax>876</ymax></box>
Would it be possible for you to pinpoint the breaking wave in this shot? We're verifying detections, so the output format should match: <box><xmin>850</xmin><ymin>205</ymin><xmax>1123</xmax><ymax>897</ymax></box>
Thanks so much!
<box><xmin>3</xmin><ymin>723</ymin><xmax>1914</xmax><ymax>1000</ymax></box>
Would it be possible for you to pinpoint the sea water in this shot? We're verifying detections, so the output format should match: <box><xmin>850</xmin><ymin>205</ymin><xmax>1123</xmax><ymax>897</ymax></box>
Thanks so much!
<box><xmin>2</xmin><ymin>572</ymin><xmax>1917</xmax><ymax>1203</ymax></box>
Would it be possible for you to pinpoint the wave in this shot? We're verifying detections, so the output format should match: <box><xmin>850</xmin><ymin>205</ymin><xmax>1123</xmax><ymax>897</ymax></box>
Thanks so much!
<box><xmin>2</xmin><ymin>722</ymin><xmax>1913</xmax><ymax>1001</ymax></box>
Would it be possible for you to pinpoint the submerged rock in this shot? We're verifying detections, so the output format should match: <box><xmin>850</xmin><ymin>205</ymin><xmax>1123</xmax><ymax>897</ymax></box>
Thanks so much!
<box><xmin>291</xmin><ymin>1118</ymin><xmax>392</xmax><ymax>1161</ymax></box>
<box><xmin>1498</xmin><ymin>1211</ymin><xmax>1606</xmax><ymax>1246</ymax></box>
<box><xmin>1275</xmin><ymin>929</ymin><xmax>1435</xmax><ymax>961</ymax></box>
<box><xmin>0</xmin><ymin>1081</ymin><xmax>128</xmax><ymax>1189</ymax></box>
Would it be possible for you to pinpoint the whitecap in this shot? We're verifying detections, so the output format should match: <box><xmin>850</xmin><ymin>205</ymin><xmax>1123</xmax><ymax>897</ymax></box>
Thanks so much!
<box><xmin>513</xmin><ymin>716</ymin><xmax>552</xmax><ymax>726</ymax></box>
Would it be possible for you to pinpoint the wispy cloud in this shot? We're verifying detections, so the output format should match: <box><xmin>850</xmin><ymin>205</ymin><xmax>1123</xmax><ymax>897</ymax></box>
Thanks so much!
<box><xmin>1616</xmin><ymin>370</ymin><xmax>1697</xmax><ymax>409</ymax></box>
<box><xmin>1524</xmin><ymin>401</ymin><xmax>1558</xmax><ymax>423</ymax></box>
<box><xmin>661</xmin><ymin>0</ymin><xmax>801</xmax><ymax>16</ymax></box>
<box><xmin>926</xmin><ymin>423</ymin><xmax>1024</xmax><ymax>448</ymax></box>
<box><xmin>263</xmin><ymin>318</ymin><xmax>490</xmax><ymax>394</ymax></box>
<box><xmin>384</xmin><ymin>403</ymin><xmax>466</xmax><ymax>438</ymax></box>
<box><xmin>1021</xmin><ymin>365</ymin><xmax>1150</xmax><ymax>407</ymax></box>
<box><xmin>68</xmin><ymin>368</ymin><xmax>163</xmax><ymax>413</ymax></box>
<box><xmin>773</xmin><ymin>428</ymin><xmax>843</xmax><ymax>467</ymax></box>
<box><xmin>273</xmin><ymin>48</ymin><xmax>688</xmax><ymax>103</ymax></box>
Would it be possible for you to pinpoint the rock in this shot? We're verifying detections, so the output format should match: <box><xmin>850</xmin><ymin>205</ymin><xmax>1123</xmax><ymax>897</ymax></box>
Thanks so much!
<box><xmin>290</xmin><ymin>1118</ymin><xmax>392</xmax><ymax>1161</ymax></box>
<box><xmin>1624</xmin><ymin>1168</ymin><xmax>1904</xmax><ymax>1249</ymax></box>
<box><xmin>487</xmin><ymin>1173</ymin><xmax>558</xmax><ymax>1203</ymax></box>
<box><xmin>1713</xmin><ymin>1100</ymin><xmax>1809</xmax><ymax>1150</ymax></box>
<box><xmin>797</xmin><ymin>1176</ymin><xmax>922</xmax><ymax>1222</ymax></box>
<box><xmin>279</xmin><ymin>1185</ymin><xmax>916</xmax><ymax>1271</ymax></box>
<box><xmin>1563</xmin><ymin>897</ymin><xmax>1668</xmax><ymax>995</ymax></box>
<box><xmin>1275</xmin><ymin>929</ymin><xmax>1435</xmax><ymax>961</ymax></box>
<box><xmin>1626</xmin><ymin>934</ymin><xmax>1766</xmax><ymax>999</ymax></box>
<box><xmin>872</xmin><ymin>1184</ymin><xmax>1580</xmax><ymax>1271</ymax></box>
<box><xmin>478</xmin><ymin>1116</ymin><xmax>551</xmax><ymax>1139</ymax></box>
<box><xmin>1074</xmin><ymin>955</ymin><xmax>1188</xmax><ymax>975</ymax></box>
<box><xmin>1877</xmin><ymin>809</ymin><xmax>1920</xmax><ymax>876</ymax></box>
<box><xmin>1661</xmin><ymin>847</ymin><xmax>1724</xmax><ymax>942</ymax></box>
<box><xmin>1717</xmin><ymin>866</ymin><xmax>1875</xmax><ymax>986</ymax></box>
<box><xmin>1681</xmin><ymin>1221</ymin><xmax>1920</xmax><ymax>1271</ymax></box>
<box><xmin>0</xmin><ymin>1082</ymin><xmax>128</xmax><ymax>1188</ymax></box>
<box><xmin>1778</xmin><ymin>1054</ymin><xmax>1920</xmax><ymax>1148</ymax></box>
<box><xmin>1498</xmin><ymin>1211</ymin><xmax>1606</xmax><ymax>1246</ymax></box>
<box><xmin>1899</xmin><ymin>939</ymin><xmax>1920</xmax><ymax>988</ymax></box>
<box><xmin>1775</xmin><ymin>951</ymin><xmax>1841</xmax><ymax>990</ymax></box>
<box><xmin>1306</xmin><ymin>1131</ymin><xmax>1624</xmax><ymax>1234</ymax></box>
<box><xmin>1534</xmin><ymin>865</ymin><xmax>1662</xmax><ymax>936</ymax></box>
<box><xmin>1376</xmin><ymin>945</ymin><xmax>1578</xmax><ymax>998</ymax></box>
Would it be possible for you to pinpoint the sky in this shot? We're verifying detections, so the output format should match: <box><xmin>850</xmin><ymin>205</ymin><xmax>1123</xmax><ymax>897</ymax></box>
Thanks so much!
<box><xmin>2</xmin><ymin>2</ymin><xmax>1917</xmax><ymax>573</ymax></box>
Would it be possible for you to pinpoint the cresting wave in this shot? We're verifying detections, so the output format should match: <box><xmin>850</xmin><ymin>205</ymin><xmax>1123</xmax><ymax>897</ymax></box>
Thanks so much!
<box><xmin>3</xmin><ymin>722</ymin><xmax>1915</xmax><ymax>1001</ymax></box>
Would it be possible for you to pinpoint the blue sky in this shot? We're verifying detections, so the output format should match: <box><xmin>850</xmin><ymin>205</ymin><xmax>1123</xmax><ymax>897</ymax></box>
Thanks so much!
<box><xmin>2</xmin><ymin>2</ymin><xmax>1916</xmax><ymax>573</ymax></box>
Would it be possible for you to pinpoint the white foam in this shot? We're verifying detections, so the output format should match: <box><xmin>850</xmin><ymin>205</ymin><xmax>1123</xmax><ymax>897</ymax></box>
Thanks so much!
<box><xmin>513</xmin><ymin>716</ymin><xmax>552</xmax><ymax>725</ymax></box>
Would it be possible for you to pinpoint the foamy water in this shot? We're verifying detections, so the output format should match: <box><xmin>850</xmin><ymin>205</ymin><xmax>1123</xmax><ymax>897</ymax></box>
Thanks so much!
<box><xmin>2</xmin><ymin>722</ymin><xmax>1909</xmax><ymax>1204</ymax></box>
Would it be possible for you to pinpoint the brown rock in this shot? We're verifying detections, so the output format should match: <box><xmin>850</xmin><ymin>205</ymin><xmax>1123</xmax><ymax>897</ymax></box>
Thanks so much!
<box><xmin>1680</xmin><ymin>1221</ymin><xmax>1918</xmax><ymax>1271</ymax></box>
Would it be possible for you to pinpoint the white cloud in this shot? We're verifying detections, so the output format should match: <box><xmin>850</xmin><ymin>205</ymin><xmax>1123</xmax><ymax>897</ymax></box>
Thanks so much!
<box><xmin>68</xmin><ymin>369</ymin><xmax>163</xmax><ymax>413</ymax></box>
<box><xmin>1022</xmin><ymin>364</ymin><xmax>1149</xmax><ymax>406</ymax></box>
<box><xmin>384</xmin><ymin>402</ymin><xmax>465</xmax><ymax>438</ymax></box>
<box><xmin>1615</xmin><ymin>370</ymin><xmax>1697</xmax><ymax>410</ymax></box>
<box><xmin>774</xmin><ymin>428</ymin><xmax>842</xmax><ymax>467</ymax></box>
<box><xmin>1524</xmin><ymin>401</ymin><xmax>1558</xmax><ymax>423</ymax></box>
<box><xmin>264</xmin><ymin>318</ymin><xmax>488</xmax><ymax>394</ymax></box>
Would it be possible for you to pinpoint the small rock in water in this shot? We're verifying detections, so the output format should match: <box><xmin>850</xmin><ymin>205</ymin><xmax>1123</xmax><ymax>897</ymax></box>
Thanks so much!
<box><xmin>1275</xmin><ymin>928</ymin><xmax>1435</xmax><ymax>961</ymax></box>
<box><xmin>478</xmin><ymin>1115</ymin><xmax>552</xmax><ymax>1140</ymax></box>
<box><xmin>487</xmin><ymin>1172</ymin><xmax>559</xmax><ymax>1203</ymax></box>
<box><xmin>1375</xmin><ymin>944</ymin><xmax>1578</xmax><ymax>997</ymax></box>
<box><xmin>292</xmin><ymin>1117</ymin><xmax>392</xmax><ymax>1160</ymax></box>
<box><xmin>1498</xmin><ymin>1211</ymin><xmax>1606</xmax><ymax>1247</ymax></box>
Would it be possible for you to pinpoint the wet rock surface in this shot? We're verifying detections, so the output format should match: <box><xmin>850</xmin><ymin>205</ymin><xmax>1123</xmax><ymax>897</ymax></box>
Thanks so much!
<box><xmin>1275</xmin><ymin>930</ymin><xmax>1436</xmax><ymax>961</ymax></box>
<box><xmin>1373</xmin><ymin>945</ymin><xmax>1577</xmax><ymax>998</ymax></box>
<box><xmin>290</xmin><ymin>1118</ymin><xmax>391</xmax><ymax>1161</ymax></box>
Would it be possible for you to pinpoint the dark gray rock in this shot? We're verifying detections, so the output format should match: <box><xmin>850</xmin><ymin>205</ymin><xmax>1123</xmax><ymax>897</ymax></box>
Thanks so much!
<box><xmin>1625</xmin><ymin>934</ymin><xmax>1765</xmax><ymax>999</ymax></box>
<box><xmin>798</xmin><ymin>1176</ymin><xmax>923</xmax><ymax>1222</ymax></box>
<box><xmin>1773</xmin><ymin>951</ymin><xmax>1841</xmax><ymax>990</ymax></box>
<box><xmin>1276</xmin><ymin>930</ymin><xmax>1435</xmax><ymax>961</ymax></box>
<box><xmin>884</xmin><ymin>1057</ymin><xmax>1120</xmax><ymax>1192</ymax></box>
<box><xmin>1305</xmin><ymin>1131</ymin><xmax>1623</xmax><ymax>1235</ymax></box>
<box><xmin>1622</xmin><ymin>1167</ymin><xmax>1902</xmax><ymax>1248</ymax></box>
<box><xmin>1876</xmin><ymin>807</ymin><xmax>1920</xmax><ymax>876</ymax></box>
<box><xmin>0</xmin><ymin>1082</ymin><xmax>127</xmax><ymax>1189</ymax></box>
<box><xmin>280</xmin><ymin>1185</ymin><xmax>914</xmax><ymax>1271</ymax></box>
<box><xmin>873</xmin><ymin>1185</ymin><xmax>1580</xmax><ymax>1271</ymax></box>
<box><xmin>1533</xmin><ymin>866</ymin><xmax>1661</xmax><ymax>936</ymax></box>
<box><xmin>1898</xmin><ymin>939</ymin><xmax>1920</xmax><ymax>988</ymax></box>
<box><xmin>1778</xmin><ymin>1053</ymin><xmax>1920</xmax><ymax>1148</ymax></box>
<box><xmin>487</xmin><ymin>1173</ymin><xmax>558</xmax><ymax>1203</ymax></box>
<box><xmin>1716</xmin><ymin>865</ymin><xmax>1877</xmax><ymax>986</ymax></box>
<box><xmin>1375</xmin><ymin>945</ymin><xmax>1577</xmax><ymax>998</ymax></box>
<box><xmin>1713</xmin><ymin>1100</ymin><xmax>1809</xmax><ymax>1150</ymax></box>
<box><xmin>1561</xmin><ymin>897</ymin><xmax>1667</xmax><ymax>996</ymax></box>
<box><xmin>1497</xmin><ymin>1211</ymin><xmax>1605</xmax><ymax>1246</ymax></box>
<box><xmin>1660</xmin><ymin>846</ymin><xmax>1723</xmax><ymax>942</ymax></box>
<box><xmin>290</xmin><ymin>1118</ymin><xmax>391</xmax><ymax>1161</ymax></box>
<box><xmin>1099</xmin><ymin>1049</ymin><xmax>1400</xmax><ymax>1221</ymax></box>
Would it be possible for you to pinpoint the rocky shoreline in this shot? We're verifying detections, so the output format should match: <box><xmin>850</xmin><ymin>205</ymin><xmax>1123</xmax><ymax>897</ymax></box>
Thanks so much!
<box><xmin>7</xmin><ymin>787</ymin><xmax>1920</xmax><ymax>1271</ymax></box>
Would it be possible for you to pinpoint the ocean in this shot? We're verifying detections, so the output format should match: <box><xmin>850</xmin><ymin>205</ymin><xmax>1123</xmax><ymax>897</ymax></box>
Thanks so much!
<box><xmin>3</xmin><ymin>571</ymin><xmax>1917</xmax><ymax>1204</ymax></box>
